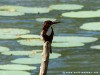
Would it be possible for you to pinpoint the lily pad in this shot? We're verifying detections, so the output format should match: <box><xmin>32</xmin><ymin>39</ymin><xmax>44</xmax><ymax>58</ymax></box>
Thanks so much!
<box><xmin>11</xmin><ymin>58</ymin><xmax>41</xmax><ymax>64</ymax></box>
<box><xmin>2</xmin><ymin>50</ymin><xmax>41</xmax><ymax>56</ymax></box>
<box><xmin>18</xmin><ymin>34</ymin><xmax>40</xmax><ymax>39</ymax></box>
<box><xmin>90</xmin><ymin>45</ymin><xmax>100</xmax><ymax>49</ymax></box>
<box><xmin>52</xmin><ymin>42</ymin><xmax>84</xmax><ymax>47</ymax></box>
<box><xmin>0</xmin><ymin>46</ymin><xmax>10</xmax><ymax>52</ymax></box>
<box><xmin>0</xmin><ymin>28</ymin><xmax>30</xmax><ymax>35</ymax></box>
<box><xmin>18</xmin><ymin>39</ymin><xmax>84</xmax><ymax>47</ymax></box>
<box><xmin>62</xmin><ymin>10</ymin><xmax>100</xmax><ymax>18</ymax></box>
<box><xmin>11</xmin><ymin>52</ymin><xmax>61</xmax><ymax>64</ymax></box>
<box><xmin>17</xmin><ymin>36</ymin><xmax>97</xmax><ymax>47</ymax></box>
<box><xmin>0</xmin><ymin>11</ymin><xmax>24</xmax><ymax>16</ymax></box>
<box><xmin>0</xmin><ymin>71</ymin><xmax>31</xmax><ymax>75</ymax></box>
<box><xmin>18</xmin><ymin>7</ymin><xmax>50</xmax><ymax>14</ymax></box>
<box><xmin>0</xmin><ymin>34</ymin><xmax>40</xmax><ymax>39</ymax></box>
<box><xmin>0</xmin><ymin>34</ymin><xmax>18</xmax><ymax>39</ymax></box>
<box><xmin>53</xmin><ymin>36</ymin><xmax>98</xmax><ymax>43</ymax></box>
<box><xmin>28</xmin><ymin>7</ymin><xmax>50</xmax><ymax>14</ymax></box>
<box><xmin>80</xmin><ymin>22</ymin><xmax>100</xmax><ymax>31</ymax></box>
<box><xmin>17</xmin><ymin>39</ymin><xmax>43</xmax><ymax>46</ymax></box>
<box><xmin>29</xmin><ymin>53</ymin><xmax>61</xmax><ymax>59</ymax></box>
<box><xmin>49</xmin><ymin>4</ymin><xmax>84</xmax><ymax>10</ymax></box>
<box><xmin>0</xmin><ymin>64</ymin><xmax>36</xmax><ymax>70</ymax></box>
<box><xmin>0</xmin><ymin>5</ymin><xmax>50</xmax><ymax>16</ymax></box>
<box><xmin>36</xmin><ymin>18</ymin><xmax>56</xmax><ymax>22</ymax></box>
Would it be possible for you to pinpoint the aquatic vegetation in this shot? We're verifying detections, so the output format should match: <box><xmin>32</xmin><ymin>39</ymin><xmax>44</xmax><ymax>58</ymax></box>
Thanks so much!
<box><xmin>62</xmin><ymin>10</ymin><xmax>100</xmax><ymax>18</ymax></box>
<box><xmin>18</xmin><ymin>34</ymin><xmax>40</xmax><ymax>39</ymax></box>
<box><xmin>11</xmin><ymin>52</ymin><xmax>61</xmax><ymax>64</ymax></box>
<box><xmin>0</xmin><ymin>64</ymin><xmax>36</xmax><ymax>70</ymax></box>
<box><xmin>11</xmin><ymin>58</ymin><xmax>41</xmax><ymax>64</ymax></box>
<box><xmin>17</xmin><ymin>39</ymin><xmax>43</xmax><ymax>46</ymax></box>
<box><xmin>80</xmin><ymin>22</ymin><xmax>100</xmax><ymax>31</ymax></box>
<box><xmin>53</xmin><ymin>36</ymin><xmax>98</xmax><ymax>43</ymax></box>
<box><xmin>0</xmin><ymin>1</ymin><xmax>99</xmax><ymax>75</ymax></box>
<box><xmin>18</xmin><ymin>39</ymin><xmax>84</xmax><ymax>47</ymax></box>
<box><xmin>0</xmin><ymin>46</ymin><xmax>10</xmax><ymax>52</ymax></box>
<box><xmin>52</xmin><ymin>42</ymin><xmax>84</xmax><ymax>47</ymax></box>
<box><xmin>0</xmin><ymin>5</ymin><xmax>50</xmax><ymax>16</ymax></box>
<box><xmin>0</xmin><ymin>34</ymin><xmax>40</xmax><ymax>39</ymax></box>
<box><xmin>0</xmin><ymin>34</ymin><xmax>18</xmax><ymax>39</ymax></box>
<box><xmin>1</xmin><ymin>50</ymin><xmax>41</xmax><ymax>56</ymax></box>
<box><xmin>0</xmin><ymin>28</ymin><xmax>30</xmax><ymax>35</ymax></box>
<box><xmin>49</xmin><ymin>4</ymin><xmax>84</xmax><ymax>10</ymax></box>
<box><xmin>29</xmin><ymin>53</ymin><xmax>61</xmax><ymax>59</ymax></box>
<box><xmin>0</xmin><ymin>11</ymin><xmax>24</xmax><ymax>16</ymax></box>
<box><xmin>36</xmin><ymin>18</ymin><xmax>56</xmax><ymax>22</ymax></box>
<box><xmin>17</xmin><ymin>36</ymin><xmax>98</xmax><ymax>47</ymax></box>
<box><xmin>0</xmin><ymin>70</ymin><xmax>31</xmax><ymax>75</ymax></box>
<box><xmin>31</xmin><ymin>7</ymin><xmax>50</xmax><ymax>14</ymax></box>
<box><xmin>52</xmin><ymin>36</ymin><xmax>97</xmax><ymax>48</ymax></box>
<box><xmin>90</xmin><ymin>45</ymin><xmax>100</xmax><ymax>49</ymax></box>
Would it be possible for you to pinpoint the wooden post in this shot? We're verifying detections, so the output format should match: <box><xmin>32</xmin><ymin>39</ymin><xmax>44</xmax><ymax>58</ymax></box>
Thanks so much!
<box><xmin>39</xmin><ymin>41</ymin><xmax>50</xmax><ymax>75</ymax></box>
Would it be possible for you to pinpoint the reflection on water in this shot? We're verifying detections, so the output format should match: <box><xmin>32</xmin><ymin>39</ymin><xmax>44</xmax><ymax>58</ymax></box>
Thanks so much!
<box><xmin>0</xmin><ymin>0</ymin><xmax>100</xmax><ymax>75</ymax></box>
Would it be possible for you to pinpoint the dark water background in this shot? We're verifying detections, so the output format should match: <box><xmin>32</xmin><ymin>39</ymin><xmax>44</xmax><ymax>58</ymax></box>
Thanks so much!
<box><xmin>0</xmin><ymin>0</ymin><xmax>100</xmax><ymax>75</ymax></box>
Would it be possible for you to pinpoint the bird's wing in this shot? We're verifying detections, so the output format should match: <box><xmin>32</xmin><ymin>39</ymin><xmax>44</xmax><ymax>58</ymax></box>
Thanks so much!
<box><xmin>40</xmin><ymin>30</ymin><xmax>46</xmax><ymax>42</ymax></box>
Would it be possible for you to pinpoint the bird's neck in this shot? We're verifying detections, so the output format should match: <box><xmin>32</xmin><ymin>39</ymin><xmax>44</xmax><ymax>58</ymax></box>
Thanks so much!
<box><xmin>46</xmin><ymin>26</ymin><xmax>53</xmax><ymax>36</ymax></box>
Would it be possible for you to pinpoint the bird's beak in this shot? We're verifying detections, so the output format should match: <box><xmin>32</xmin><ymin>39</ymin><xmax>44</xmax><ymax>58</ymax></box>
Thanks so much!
<box><xmin>52</xmin><ymin>21</ymin><xmax>60</xmax><ymax>24</ymax></box>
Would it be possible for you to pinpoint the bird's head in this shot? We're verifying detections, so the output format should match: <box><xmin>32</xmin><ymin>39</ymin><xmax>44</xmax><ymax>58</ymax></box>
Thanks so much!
<box><xmin>44</xmin><ymin>20</ymin><xmax>60</xmax><ymax>26</ymax></box>
<box><xmin>43</xmin><ymin>20</ymin><xmax>60</xmax><ymax>30</ymax></box>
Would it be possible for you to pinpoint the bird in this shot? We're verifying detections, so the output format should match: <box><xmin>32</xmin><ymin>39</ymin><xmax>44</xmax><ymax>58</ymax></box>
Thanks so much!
<box><xmin>40</xmin><ymin>20</ymin><xmax>60</xmax><ymax>53</ymax></box>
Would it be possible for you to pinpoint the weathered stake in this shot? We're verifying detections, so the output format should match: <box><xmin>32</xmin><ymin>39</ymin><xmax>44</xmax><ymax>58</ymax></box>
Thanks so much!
<box><xmin>39</xmin><ymin>41</ymin><xmax>50</xmax><ymax>75</ymax></box>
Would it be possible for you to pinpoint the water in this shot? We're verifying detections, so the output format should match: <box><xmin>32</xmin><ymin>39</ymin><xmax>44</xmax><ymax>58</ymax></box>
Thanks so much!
<box><xmin>0</xmin><ymin>0</ymin><xmax>100</xmax><ymax>75</ymax></box>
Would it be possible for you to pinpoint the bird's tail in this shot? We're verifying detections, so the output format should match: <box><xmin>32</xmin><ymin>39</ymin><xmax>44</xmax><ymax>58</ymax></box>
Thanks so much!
<box><xmin>50</xmin><ymin>44</ymin><xmax>52</xmax><ymax>53</ymax></box>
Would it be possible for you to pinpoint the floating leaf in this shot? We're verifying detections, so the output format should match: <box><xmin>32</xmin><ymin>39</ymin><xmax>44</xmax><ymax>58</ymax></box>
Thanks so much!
<box><xmin>0</xmin><ymin>34</ymin><xmax>40</xmax><ymax>39</ymax></box>
<box><xmin>0</xmin><ymin>5</ymin><xmax>50</xmax><ymax>16</ymax></box>
<box><xmin>18</xmin><ymin>34</ymin><xmax>40</xmax><ymax>39</ymax></box>
<box><xmin>17</xmin><ymin>36</ymin><xmax>97</xmax><ymax>47</ymax></box>
<box><xmin>17</xmin><ymin>7</ymin><xmax>50</xmax><ymax>14</ymax></box>
<box><xmin>52</xmin><ymin>42</ymin><xmax>84</xmax><ymax>47</ymax></box>
<box><xmin>80</xmin><ymin>22</ymin><xmax>100</xmax><ymax>31</ymax></box>
<box><xmin>0</xmin><ymin>34</ymin><xmax>18</xmax><ymax>39</ymax></box>
<box><xmin>0</xmin><ymin>46</ymin><xmax>10</xmax><ymax>52</ymax></box>
<box><xmin>49</xmin><ymin>4</ymin><xmax>84</xmax><ymax>10</ymax></box>
<box><xmin>18</xmin><ymin>39</ymin><xmax>84</xmax><ymax>47</ymax></box>
<box><xmin>90</xmin><ymin>45</ymin><xmax>100</xmax><ymax>49</ymax></box>
<box><xmin>0</xmin><ymin>28</ymin><xmax>30</xmax><ymax>35</ymax></box>
<box><xmin>62</xmin><ymin>10</ymin><xmax>100</xmax><ymax>18</ymax></box>
<box><xmin>0</xmin><ymin>11</ymin><xmax>24</xmax><ymax>16</ymax></box>
<box><xmin>36</xmin><ymin>18</ymin><xmax>56</xmax><ymax>22</ymax></box>
<box><xmin>0</xmin><ymin>6</ymin><xmax>24</xmax><ymax>16</ymax></box>
<box><xmin>11</xmin><ymin>52</ymin><xmax>61</xmax><ymax>64</ymax></box>
<box><xmin>27</xmin><ymin>7</ymin><xmax>50</xmax><ymax>14</ymax></box>
<box><xmin>2</xmin><ymin>50</ymin><xmax>41</xmax><ymax>56</ymax></box>
<box><xmin>0</xmin><ymin>70</ymin><xmax>31</xmax><ymax>75</ymax></box>
<box><xmin>0</xmin><ymin>64</ymin><xmax>36</xmax><ymax>70</ymax></box>
<box><xmin>11</xmin><ymin>58</ymin><xmax>41</xmax><ymax>64</ymax></box>
<box><xmin>29</xmin><ymin>53</ymin><xmax>61</xmax><ymax>59</ymax></box>
<box><xmin>17</xmin><ymin>39</ymin><xmax>43</xmax><ymax>46</ymax></box>
<box><xmin>50</xmin><ymin>53</ymin><xmax>61</xmax><ymax>58</ymax></box>
<box><xmin>53</xmin><ymin>36</ymin><xmax>98</xmax><ymax>43</ymax></box>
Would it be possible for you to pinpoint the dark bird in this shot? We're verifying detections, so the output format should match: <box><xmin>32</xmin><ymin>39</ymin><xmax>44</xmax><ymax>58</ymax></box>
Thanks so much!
<box><xmin>41</xmin><ymin>20</ymin><xmax>60</xmax><ymax>53</ymax></box>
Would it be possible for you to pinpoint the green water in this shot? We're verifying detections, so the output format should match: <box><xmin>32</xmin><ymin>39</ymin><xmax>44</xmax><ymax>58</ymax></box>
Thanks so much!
<box><xmin>0</xmin><ymin>0</ymin><xmax>100</xmax><ymax>75</ymax></box>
